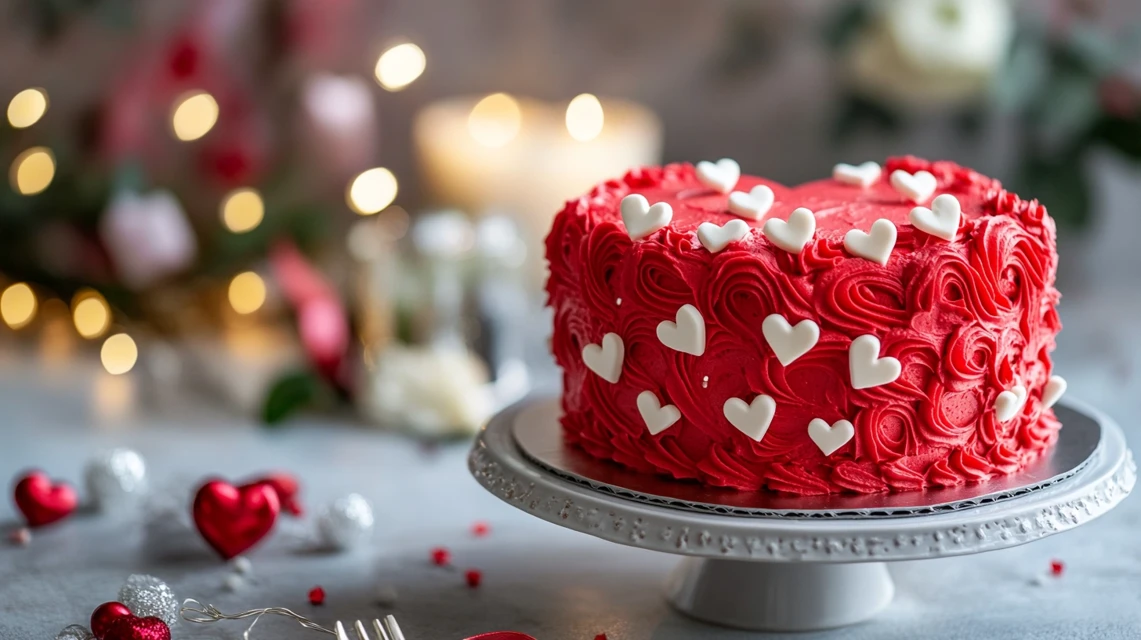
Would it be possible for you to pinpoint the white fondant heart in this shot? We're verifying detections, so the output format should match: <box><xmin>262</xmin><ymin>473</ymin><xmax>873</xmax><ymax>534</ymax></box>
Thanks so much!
<box><xmin>657</xmin><ymin>304</ymin><xmax>706</xmax><ymax>356</ymax></box>
<box><xmin>833</xmin><ymin>162</ymin><xmax>881</xmax><ymax>188</ymax></box>
<box><xmin>697</xmin><ymin>220</ymin><xmax>749</xmax><ymax>253</ymax></box>
<box><xmin>761</xmin><ymin>314</ymin><xmax>819</xmax><ymax>366</ymax></box>
<box><xmin>890</xmin><ymin>170</ymin><xmax>936</xmax><ymax>203</ymax></box>
<box><xmin>762</xmin><ymin>207</ymin><xmax>815</xmax><ymax>254</ymax></box>
<box><xmin>581</xmin><ymin>333</ymin><xmax>623</xmax><ymax>384</ymax></box>
<box><xmin>995</xmin><ymin>384</ymin><xmax>1028</xmax><ymax>422</ymax></box>
<box><xmin>696</xmin><ymin>158</ymin><xmax>740</xmax><ymax>194</ymax></box>
<box><xmin>637</xmin><ymin>390</ymin><xmax>681</xmax><ymax>435</ymax></box>
<box><xmin>843</xmin><ymin>219</ymin><xmax>897</xmax><ymax>266</ymax></box>
<box><xmin>909</xmin><ymin>193</ymin><xmax>961</xmax><ymax>241</ymax></box>
<box><xmin>728</xmin><ymin>186</ymin><xmax>775</xmax><ymax>220</ymax></box>
<box><xmin>1042</xmin><ymin>375</ymin><xmax>1067</xmax><ymax>409</ymax></box>
<box><xmin>807</xmin><ymin>418</ymin><xmax>855</xmax><ymax>456</ymax></box>
<box><xmin>723</xmin><ymin>395</ymin><xmax>776</xmax><ymax>442</ymax></box>
<box><xmin>621</xmin><ymin>194</ymin><xmax>672</xmax><ymax>241</ymax></box>
<box><xmin>849</xmin><ymin>335</ymin><xmax>901</xmax><ymax>390</ymax></box>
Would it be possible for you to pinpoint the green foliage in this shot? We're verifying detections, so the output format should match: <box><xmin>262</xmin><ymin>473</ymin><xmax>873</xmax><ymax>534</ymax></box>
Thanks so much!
<box><xmin>261</xmin><ymin>369</ymin><xmax>329</xmax><ymax>425</ymax></box>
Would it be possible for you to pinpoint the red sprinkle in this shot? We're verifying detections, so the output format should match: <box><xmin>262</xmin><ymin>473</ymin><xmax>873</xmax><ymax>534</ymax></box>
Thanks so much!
<box><xmin>1050</xmin><ymin>559</ymin><xmax>1064</xmax><ymax>577</ymax></box>
<box><xmin>472</xmin><ymin>521</ymin><xmax>491</xmax><ymax>537</ymax></box>
<box><xmin>465</xmin><ymin>569</ymin><xmax>483</xmax><ymax>588</ymax></box>
<box><xmin>431</xmin><ymin>547</ymin><xmax>451</xmax><ymax>566</ymax></box>
<box><xmin>594</xmin><ymin>635</ymin><xmax>608</xmax><ymax>640</ymax></box>
<box><xmin>308</xmin><ymin>586</ymin><xmax>326</xmax><ymax>605</ymax></box>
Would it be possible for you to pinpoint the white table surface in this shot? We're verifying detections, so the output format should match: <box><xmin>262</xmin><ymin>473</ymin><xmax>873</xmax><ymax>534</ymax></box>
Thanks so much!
<box><xmin>2</xmin><ymin>288</ymin><xmax>1140</xmax><ymax>640</ymax></box>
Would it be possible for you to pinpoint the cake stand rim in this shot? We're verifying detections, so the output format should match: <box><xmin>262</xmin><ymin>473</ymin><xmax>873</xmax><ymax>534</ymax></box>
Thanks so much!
<box><xmin>468</xmin><ymin>396</ymin><xmax>1135</xmax><ymax>563</ymax></box>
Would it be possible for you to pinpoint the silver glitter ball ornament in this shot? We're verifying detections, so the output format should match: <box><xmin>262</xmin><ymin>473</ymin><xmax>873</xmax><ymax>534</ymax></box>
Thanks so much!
<box><xmin>85</xmin><ymin>448</ymin><xmax>147</xmax><ymax>511</ymax></box>
<box><xmin>118</xmin><ymin>574</ymin><xmax>179</xmax><ymax>627</ymax></box>
<box><xmin>317</xmin><ymin>493</ymin><xmax>374</xmax><ymax>550</ymax></box>
<box><xmin>55</xmin><ymin>625</ymin><xmax>95</xmax><ymax>640</ymax></box>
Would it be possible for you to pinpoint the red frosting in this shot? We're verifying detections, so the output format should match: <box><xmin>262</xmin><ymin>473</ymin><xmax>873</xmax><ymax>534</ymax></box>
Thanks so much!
<box><xmin>545</xmin><ymin>157</ymin><xmax>1062</xmax><ymax>495</ymax></box>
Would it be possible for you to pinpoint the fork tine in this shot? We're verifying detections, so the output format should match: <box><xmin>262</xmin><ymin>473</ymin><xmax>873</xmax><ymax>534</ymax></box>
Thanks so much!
<box><xmin>334</xmin><ymin>621</ymin><xmax>353</xmax><ymax>640</ymax></box>
<box><xmin>354</xmin><ymin>620</ymin><xmax>371</xmax><ymax>640</ymax></box>
<box><xmin>384</xmin><ymin>615</ymin><xmax>406</xmax><ymax>640</ymax></box>
<box><xmin>373</xmin><ymin>618</ymin><xmax>392</xmax><ymax>640</ymax></box>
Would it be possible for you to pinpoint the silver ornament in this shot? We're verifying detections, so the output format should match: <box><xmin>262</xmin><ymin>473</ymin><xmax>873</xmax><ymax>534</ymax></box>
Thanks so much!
<box><xmin>55</xmin><ymin>625</ymin><xmax>94</xmax><ymax>640</ymax></box>
<box><xmin>84</xmin><ymin>448</ymin><xmax>147</xmax><ymax>511</ymax></box>
<box><xmin>118</xmin><ymin>574</ymin><xmax>179</xmax><ymax>627</ymax></box>
<box><xmin>317</xmin><ymin>493</ymin><xmax>374</xmax><ymax>550</ymax></box>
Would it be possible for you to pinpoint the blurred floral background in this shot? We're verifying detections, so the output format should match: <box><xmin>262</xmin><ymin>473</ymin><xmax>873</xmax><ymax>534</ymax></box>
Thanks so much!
<box><xmin>2</xmin><ymin>0</ymin><xmax>1140</xmax><ymax>434</ymax></box>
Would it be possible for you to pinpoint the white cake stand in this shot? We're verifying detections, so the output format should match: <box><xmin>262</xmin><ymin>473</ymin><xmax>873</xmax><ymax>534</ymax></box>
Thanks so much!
<box><xmin>467</xmin><ymin>398</ymin><xmax>1135</xmax><ymax>631</ymax></box>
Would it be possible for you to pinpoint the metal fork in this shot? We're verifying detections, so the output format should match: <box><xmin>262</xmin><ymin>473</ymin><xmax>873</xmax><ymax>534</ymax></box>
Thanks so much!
<box><xmin>334</xmin><ymin>615</ymin><xmax>406</xmax><ymax>640</ymax></box>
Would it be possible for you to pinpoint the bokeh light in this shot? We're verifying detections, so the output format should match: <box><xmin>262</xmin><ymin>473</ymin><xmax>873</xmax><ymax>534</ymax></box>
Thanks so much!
<box><xmin>565</xmin><ymin>93</ymin><xmax>604</xmax><ymax>142</ymax></box>
<box><xmin>10</xmin><ymin>147</ymin><xmax>55</xmax><ymax>195</ymax></box>
<box><xmin>171</xmin><ymin>91</ymin><xmax>219</xmax><ymax>141</ymax></box>
<box><xmin>468</xmin><ymin>93</ymin><xmax>522</xmax><ymax>148</ymax></box>
<box><xmin>375</xmin><ymin>43</ymin><xmax>426</xmax><ymax>91</ymax></box>
<box><xmin>72</xmin><ymin>289</ymin><xmax>111</xmax><ymax>339</ymax></box>
<box><xmin>7</xmin><ymin>88</ymin><xmax>48</xmax><ymax>129</ymax></box>
<box><xmin>1</xmin><ymin>283</ymin><xmax>37</xmax><ymax>329</ymax></box>
<box><xmin>220</xmin><ymin>188</ymin><xmax>264</xmax><ymax>233</ymax></box>
<box><xmin>347</xmin><ymin>167</ymin><xmax>398</xmax><ymax>215</ymax></box>
<box><xmin>101</xmin><ymin>333</ymin><xmax>138</xmax><ymax>375</ymax></box>
<box><xmin>228</xmin><ymin>271</ymin><xmax>267</xmax><ymax>315</ymax></box>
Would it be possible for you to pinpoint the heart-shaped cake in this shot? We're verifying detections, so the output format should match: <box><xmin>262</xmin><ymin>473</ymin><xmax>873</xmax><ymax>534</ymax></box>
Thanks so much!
<box><xmin>546</xmin><ymin>157</ymin><xmax>1063</xmax><ymax>494</ymax></box>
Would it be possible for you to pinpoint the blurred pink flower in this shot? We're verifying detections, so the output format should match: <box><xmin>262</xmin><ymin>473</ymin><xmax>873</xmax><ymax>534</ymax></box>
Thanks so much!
<box><xmin>100</xmin><ymin>190</ymin><xmax>198</xmax><ymax>289</ymax></box>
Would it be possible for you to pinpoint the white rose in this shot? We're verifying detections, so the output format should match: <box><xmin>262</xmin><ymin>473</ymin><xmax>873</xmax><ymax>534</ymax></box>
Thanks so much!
<box><xmin>100</xmin><ymin>190</ymin><xmax>197</xmax><ymax>289</ymax></box>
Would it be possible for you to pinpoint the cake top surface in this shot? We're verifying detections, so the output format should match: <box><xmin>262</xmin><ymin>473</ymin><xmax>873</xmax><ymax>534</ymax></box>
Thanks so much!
<box><xmin>571</xmin><ymin>156</ymin><xmax>1048</xmax><ymax>240</ymax></box>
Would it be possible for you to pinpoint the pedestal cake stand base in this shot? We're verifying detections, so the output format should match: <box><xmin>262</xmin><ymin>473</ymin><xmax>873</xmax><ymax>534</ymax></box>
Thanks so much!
<box><xmin>468</xmin><ymin>398</ymin><xmax>1134</xmax><ymax>631</ymax></box>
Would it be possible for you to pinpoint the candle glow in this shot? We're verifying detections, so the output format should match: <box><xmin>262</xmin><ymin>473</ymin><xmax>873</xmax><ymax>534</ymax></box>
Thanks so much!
<box><xmin>72</xmin><ymin>290</ymin><xmax>111</xmax><ymax>339</ymax></box>
<box><xmin>221</xmin><ymin>188</ymin><xmax>265</xmax><ymax>233</ymax></box>
<box><xmin>348</xmin><ymin>167</ymin><xmax>398</xmax><ymax>215</ymax></box>
<box><xmin>566</xmin><ymin>93</ymin><xmax>605</xmax><ymax>142</ymax></box>
<box><xmin>229</xmin><ymin>271</ymin><xmax>267</xmax><ymax>315</ymax></box>
<box><xmin>1</xmin><ymin>283</ymin><xmax>37</xmax><ymax>329</ymax></box>
<box><xmin>101</xmin><ymin>333</ymin><xmax>138</xmax><ymax>375</ymax></box>
<box><xmin>468</xmin><ymin>93</ymin><xmax>522</xmax><ymax>148</ymax></box>
<box><xmin>10</xmin><ymin>147</ymin><xmax>55</xmax><ymax>195</ymax></box>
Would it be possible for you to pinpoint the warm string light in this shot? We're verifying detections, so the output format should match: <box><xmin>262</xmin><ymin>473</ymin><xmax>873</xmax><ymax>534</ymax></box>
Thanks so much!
<box><xmin>565</xmin><ymin>93</ymin><xmax>605</xmax><ymax>142</ymax></box>
<box><xmin>101</xmin><ymin>333</ymin><xmax>138</xmax><ymax>375</ymax></box>
<box><xmin>375</xmin><ymin>43</ymin><xmax>426</xmax><ymax>91</ymax></box>
<box><xmin>72</xmin><ymin>289</ymin><xmax>111</xmax><ymax>339</ymax></box>
<box><xmin>10</xmin><ymin>147</ymin><xmax>55</xmax><ymax>195</ymax></box>
<box><xmin>1</xmin><ymin>283</ymin><xmax>37</xmax><ymax>329</ymax></box>
<box><xmin>7</xmin><ymin>88</ymin><xmax>48</xmax><ymax>129</ymax></box>
<box><xmin>347</xmin><ymin>168</ymin><xmax>398</xmax><ymax>215</ymax></box>
<box><xmin>220</xmin><ymin>188</ymin><xmax>264</xmax><ymax>233</ymax></box>
<box><xmin>228</xmin><ymin>272</ymin><xmax>267</xmax><ymax>315</ymax></box>
<box><xmin>171</xmin><ymin>91</ymin><xmax>219</xmax><ymax>141</ymax></box>
<box><xmin>468</xmin><ymin>93</ymin><xmax>522</xmax><ymax>148</ymax></box>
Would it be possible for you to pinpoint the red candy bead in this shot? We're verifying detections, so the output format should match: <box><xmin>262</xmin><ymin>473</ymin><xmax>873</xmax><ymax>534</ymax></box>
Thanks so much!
<box><xmin>1050</xmin><ymin>559</ymin><xmax>1064</xmax><ymax>577</ymax></box>
<box><xmin>472</xmin><ymin>521</ymin><xmax>490</xmax><ymax>537</ymax></box>
<box><xmin>594</xmin><ymin>635</ymin><xmax>608</xmax><ymax>640</ymax></box>
<box><xmin>91</xmin><ymin>602</ymin><xmax>133</xmax><ymax>639</ymax></box>
<box><xmin>308</xmin><ymin>586</ymin><xmax>326</xmax><ymax>605</ymax></box>
<box><xmin>431</xmin><ymin>547</ymin><xmax>451</xmax><ymax>566</ymax></box>
<box><xmin>465</xmin><ymin>569</ymin><xmax>483</xmax><ymax>588</ymax></box>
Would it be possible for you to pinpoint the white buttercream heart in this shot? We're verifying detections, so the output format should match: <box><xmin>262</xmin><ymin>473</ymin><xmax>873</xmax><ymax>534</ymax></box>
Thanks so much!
<box><xmin>656</xmin><ymin>304</ymin><xmax>706</xmax><ymax>356</ymax></box>
<box><xmin>762</xmin><ymin>314</ymin><xmax>820</xmax><ymax>366</ymax></box>
<box><xmin>637</xmin><ymin>390</ymin><xmax>681</xmax><ymax>435</ymax></box>
<box><xmin>844</xmin><ymin>219</ymin><xmax>897</xmax><ymax>266</ymax></box>
<box><xmin>849</xmin><ymin>335</ymin><xmax>901</xmax><ymax>390</ymax></box>
<box><xmin>762</xmin><ymin>207</ymin><xmax>815</xmax><ymax>254</ymax></box>
<box><xmin>697</xmin><ymin>219</ymin><xmax>749</xmax><ymax>253</ymax></box>
<box><xmin>696</xmin><ymin>158</ymin><xmax>740</xmax><ymax>193</ymax></box>
<box><xmin>581</xmin><ymin>333</ymin><xmax>623</xmax><ymax>384</ymax></box>
<box><xmin>620</xmin><ymin>194</ymin><xmax>672</xmax><ymax>240</ymax></box>
<box><xmin>724</xmin><ymin>395</ymin><xmax>776</xmax><ymax>442</ymax></box>
<box><xmin>995</xmin><ymin>384</ymin><xmax>1028</xmax><ymax>422</ymax></box>
<box><xmin>833</xmin><ymin>162</ymin><xmax>881</xmax><ymax>187</ymax></box>
<box><xmin>727</xmin><ymin>185</ymin><xmax>775</xmax><ymax>220</ymax></box>
<box><xmin>808</xmin><ymin>418</ymin><xmax>855</xmax><ymax>456</ymax></box>
<box><xmin>1042</xmin><ymin>375</ymin><xmax>1067</xmax><ymax>409</ymax></box>
<box><xmin>890</xmin><ymin>170</ymin><xmax>936</xmax><ymax>203</ymax></box>
<box><xmin>909</xmin><ymin>193</ymin><xmax>961</xmax><ymax>241</ymax></box>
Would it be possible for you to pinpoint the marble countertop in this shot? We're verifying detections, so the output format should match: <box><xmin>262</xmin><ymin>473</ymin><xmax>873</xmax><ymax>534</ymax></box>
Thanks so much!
<box><xmin>2</xmin><ymin>288</ymin><xmax>1140</xmax><ymax>640</ymax></box>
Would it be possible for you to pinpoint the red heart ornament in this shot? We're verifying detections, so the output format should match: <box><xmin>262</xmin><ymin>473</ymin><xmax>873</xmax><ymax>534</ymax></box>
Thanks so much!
<box><xmin>192</xmin><ymin>479</ymin><xmax>279</xmax><ymax>560</ymax></box>
<box><xmin>91</xmin><ymin>602</ymin><xmax>171</xmax><ymax>640</ymax></box>
<box><xmin>13</xmin><ymin>471</ymin><xmax>77</xmax><ymax>527</ymax></box>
